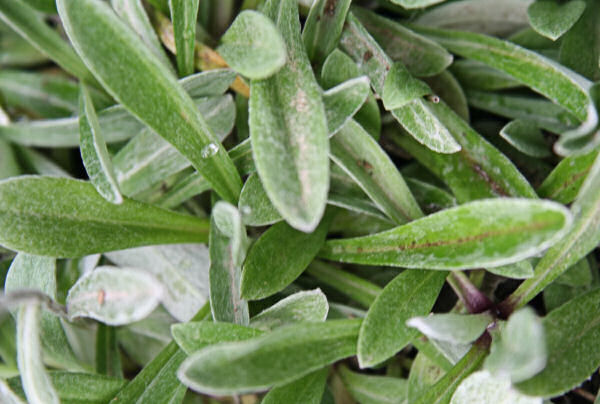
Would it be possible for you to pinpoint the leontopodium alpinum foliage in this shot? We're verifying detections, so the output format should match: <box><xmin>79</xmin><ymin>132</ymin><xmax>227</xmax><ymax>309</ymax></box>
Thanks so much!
<box><xmin>0</xmin><ymin>0</ymin><xmax>600</xmax><ymax>402</ymax></box>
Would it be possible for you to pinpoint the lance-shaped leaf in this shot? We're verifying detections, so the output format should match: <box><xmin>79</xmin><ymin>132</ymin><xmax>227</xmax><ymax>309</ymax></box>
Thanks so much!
<box><xmin>323</xmin><ymin>76</ymin><xmax>370</xmax><ymax>136</ymax></box>
<box><xmin>340</xmin><ymin>13</ymin><xmax>460</xmax><ymax>154</ymax></box>
<box><xmin>516</xmin><ymin>288</ymin><xmax>600</xmax><ymax>397</ymax></box>
<box><xmin>466</xmin><ymin>90</ymin><xmax>579</xmax><ymax>134</ymax></box>
<box><xmin>0</xmin><ymin>70</ymin><xmax>93</xmax><ymax>119</ymax></box>
<box><xmin>407</xmin><ymin>313</ymin><xmax>492</xmax><ymax>345</ymax></box>
<box><xmin>241</xmin><ymin>212</ymin><xmax>333</xmax><ymax>300</ymax></box>
<box><xmin>357</xmin><ymin>270</ymin><xmax>447</xmax><ymax>368</ymax></box>
<box><xmin>389</xmin><ymin>102</ymin><xmax>538</xmax><ymax>203</ymax></box>
<box><xmin>249</xmin><ymin>0</ymin><xmax>330</xmax><ymax>232</ymax></box>
<box><xmin>238</xmin><ymin>172</ymin><xmax>282</xmax><ymax>226</ymax></box>
<box><xmin>408</xmin><ymin>351</ymin><xmax>447</xmax><ymax>403</ymax></box>
<box><xmin>339</xmin><ymin>365</ymin><xmax>408</xmax><ymax>404</ymax></box>
<box><xmin>321</xmin><ymin>49</ymin><xmax>381</xmax><ymax>139</ymax></box>
<box><xmin>406</xmin><ymin>177</ymin><xmax>456</xmax><ymax>214</ymax></box>
<box><xmin>16</xmin><ymin>304</ymin><xmax>59</xmax><ymax>404</ymax></box>
<box><xmin>499</xmin><ymin>120</ymin><xmax>551</xmax><ymax>158</ymax></box>
<box><xmin>4</xmin><ymin>254</ymin><xmax>83</xmax><ymax>371</ymax></box>
<box><xmin>66</xmin><ymin>266</ymin><xmax>163</xmax><ymax>326</ymax></box>
<box><xmin>178</xmin><ymin>319</ymin><xmax>361</xmax><ymax>395</ymax></box>
<box><xmin>321</xmin><ymin>199</ymin><xmax>571</xmax><ymax>270</ymax></box>
<box><xmin>487</xmin><ymin>260</ymin><xmax>534</xmax><ymax>279</ymax></box>
<box><xmin>6</xmin><ymin>372</ymin><xmax>127</xmax><ymax>404</ymax></box>
<box><xmin>0</xmin><ymin>139</ymin><xmax>19</xmax><ymax>180</ymax></box>
<box><xmin>302</xmin><ymin>0</ymin><xmax>351</xmax><ymax>65</ymax></box>
<box><xmin>502</xmin><ymin>152</ymin><xmax>600</xmax><ymax>309</ymax></box>
<box><xmin>113</xmin><ymin>95</ymin><xmax>236</xmax><ymax>197</ymax></box>
<box><xmin>485</xmin><ymin>307</ymin><xmax>546</xmax><ymax>383</ymax></box>
<box><xmin>451</xmin><ymin>371</ymin><xmax>542</xmax><ymax>404</ymax></box>
<box><xmin>0</xmin><ymin>104</ymin><xmax>143</xmax><ymax>148</ymax></box>
<box><xmin>209</xmin><ymin>202</ymin><xmax>249</xmax><ymax>325</ymax></box>
<box><xmin>111</xmin><ymin>0</ymin><xmax>174</xmax><ymax>73</ymax></box>
<box><xmin>105</xmin><ymin>243</ymin><xmax>210</xmax><ymax>322</ymax></box>
<box><xmin>57</xmin><ymin>0</ymin><xmax>242</xmax><ymax>204</ymax></box>
<box><xmin>415</xmin><ymin>0</ymin><xmax>532</xmax><ymax>37</ymax></box>
<box><xmin>330</xmin><ymin>119</ymin><xmax>423</xmax><ymax>224</ymax></box>
<box><xmin>0</xmin><ymin>176</ymin><xmax>209</xmax><ymax>257</ymax></box>
<box><xmin>249</xmin><ymin>289</ymin><xmax>329</xmax><ymax>331</ymax></box>
<box><xmin>172</xmin><ymin>322</ymin><xmax>263</xmax><ymax>355</ymax></box>
<box><xmin>218</xmin><ymin>10</ymin><xmax>286</xmax><ymax>79</ymax></box>
<box><xmin>559</xmin><ymin>0</ymin><xmax>600</xmax><ymax>82</ymax></box>
<box><xmin>527</xmin><ymin>0</ymin><xmax>586</xmax><ymax>41</ymax></box>
<box><xmin>383</xmin><ymin>63</ymin><xmax>432</xmax><ymax>110</ymax></box>
<box><xmin>168</xmin><ymin>0</ymin><xmax>198</xmax><ymax>77</ymax></box>
<box><xmin>413</xmin><ymin>25</ymin><xmax>592</xmax><ymax>122</ymax></box>
<box><xmin>0</xmin><ymin>0</ymin><xmax>93</xmax><ymax>83</ymax></box>
<box><xmin>451</xmin><ymin>60</ymin><xmax>520</xmax><ymax>91</ymax></box>
<box><xmin>262</xmin><ymin>368</ymin><xmax>328</xmax><ymax>404</ymax></box>
<box><xmin>352</xmin><ymin>8</ymin><xmax>452</xmax><ymax>78</ymax></box>
<box><xmin>412</xmin><ymin>342</ymin><xmax>490</xmax><ymax>404</ymax></box>
<box><xmin>79</xmin><ymin>84</ymin><xmax>122</xmax><ymax>204</ymax></box>
<box><xmin>537</xmin><ymin>149</ymin><xmax>598</xmax><ymax>204</ymax></box>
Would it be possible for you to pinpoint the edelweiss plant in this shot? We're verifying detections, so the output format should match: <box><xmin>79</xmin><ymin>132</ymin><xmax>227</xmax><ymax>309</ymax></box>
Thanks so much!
<box><xmin>0</xmin><ymin>0</ymin><xmax>599</xmax><ymax>403</ymax></box>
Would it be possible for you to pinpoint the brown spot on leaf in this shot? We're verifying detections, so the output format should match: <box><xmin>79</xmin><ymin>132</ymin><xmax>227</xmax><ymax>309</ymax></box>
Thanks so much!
<box><xmin>325</xmin><ymin>0</ymin><xmax>337</xmax><ymax>16</ymax></box>
<box><xmin>363</xmin><ymin>51</ymin><xmax>373</xmax><ymax>62</ymax></box>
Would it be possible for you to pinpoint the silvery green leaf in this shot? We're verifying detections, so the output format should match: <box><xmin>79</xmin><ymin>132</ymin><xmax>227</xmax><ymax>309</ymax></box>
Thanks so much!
<box><xmin>113</xmin><ymin>95</ymin><xmax>235</xmax><ymax>197</ymax></box>
<box><xmin>249</xmin><ymin>289</ymin><xmax>329</xmax><ymax>331</ymax></box>
<box><xmin>178</xmin><ymin>319</ymin><xmax>361</xmax><ymax>395</ymax></box>
<box><xmin>499</xmin><ymin>120</ymin><xmax>551</xmax><ymax>158</ymax></box>
<box><xmin>0</xmin><ymin>0</ymin><xmax>94</xmax><ymax>82</ymax></box>
<box><xmin>218</xmin><ymin>10</ymin><xmax>286</xmax><ymax>79</ymax></box>
<box><xmin>111</xmin><ymin>0</ymin><xmax>174</xmax><ymax>73</ymax></box>
<box><xmin>527</xmin><ymin>0</ymin><xmax>586</xmax><ymax>41</ymax></box>
<box><xmin>320</xmin><ymin>49</ymin><xmax>381</xmax><ymax>139</ymax></box>
<box><xmin>0</xmin><ymin>176</ymin><xmax>209</xmax><ymax>257</ymax></box>
<box><xmin>466</xmin><ymin>90</ymin><xmax>579</xmax><ymax>134</ymax></box>
<box><xmin>171</xmin><ymin>321</ymin><xmax>263</xmax><ymax>355</ymax></box>
<box><xmin>407</xmin><ymin>313</ymin><xmax>492</xmax><ymax>344</ymax></box>
<box><xmin>408</xmin><ymin>351</ymin><xmax>446</xmax><ymax>403</ymax></box>
<box><xmin>79</xmin><ymin>84</ymin><xmax>122</xmax><ymax>204</ymax></box>
<box><xmin>4</xmin><ymin>254</ymin><xmax>83</xmax><ymax>371</ymax></box>
<box><xmin>352</xmin><ymin>8</ymin><xmax>453</xmax><ymax>78</ymax></box>
<box><xmin>105</xmin><ymin>244</ymin><xmax>209</xmax><ymax>322</ymax></box>
<box><xmin>321</xmin><ymin>199</ymin><xmax>572</xmax><ymax>271</ymax></box>
<box><xmin>57</xmin><ymin>0</ymin><xmax>242</xmax><ymax>203</ymax></box>
<box><xmin>415</xmin><ymin>0</ymin><xmax>533</xmax><ymax>37</ymax></box>
<box><xmin>168</xmin><ymin>0</ymin><xmax>199</xmax><ymax>77</ymax></box>
<box><xmin>382</xmin><ymin>63</ymin><xmax>432</xmax><ymax>110</ymax></box>
<box><xmin>241</xmin><ymin>213</ymin><xmax>332</xmax><ymax>300</ymax></box>
<box><xmin>302</xmin><ymin>0</ymin><xmax>351</xmax><ymax>65</ymax></box>
<box><xmin>323</xmin><ymin>76</ymin><xmax>370</xmax><ymax>136</ymax></box>
<box><xmin>209</xmin><ymin>201</ymin><xmax>249</xmax><ymax>325</ymax></box>
<box><xmin>340</xmin><ymin>14</ymin><xmax>459</xmax><ymax>154</ymax></box>
<box><xmin>262</xmin><ymin>368</ymin><xmax>328</xmax><ymax>404</ymax></box>
<box><xmin>487</xmin><ymin>260</ymin><xmax>535</xmax><ymax>279</ymax></box>
<box><xmin>66</xmin><ymin>266</ymin><xmax>163</xmax><ymax>326</ymax></box>
<box><xmin>249</xmin><ymin>0</ymin><xmax>329</xmax><ymax>232</ymax></box>
<box><xmin>485</xmin><ymin>307</ymin><xmax>546</xmax><ymax>383</ymax></box>
<box><xmin>516</xmin><ymin>288</ymin><xmax>600</xmax><ymax>397</ymax></box>
<box><xmin>450</xmin><ymin>60</ymin><xmax>521</xmax><ymax>91</ymax></box>
<box><xmin>415</xmin><ymin>25</ymin><xmax>592</xmax><ymax>123</ymax></box>
<box><xmin>16</xmin><ymin>303</ymin><xmax>59</xmax><ymax>404</ymax></box>
<box><xmin>238</xmin><ymin>172</ymin><xmax>282</xmax><ymax>226</ymax></box>
<box><xmin>6</xmin><ymin>371</ymin><xmax>127</xmax><ymax>404</ymax></box>
<box><xmin>451</xmin><ymin>371</ymin><xmax>542</xmax><ymax>404</ymax></box>
<box><xmin>330</xmin><ymin>119</ymin><xmax>423</xmax><ymax>225</ymax></box>
<box><xmin>0</xmin><ymin>139</ymin><xmax>20</xmax><ymax>180</ymax></box>
<box><xmin>357</xmin><ymin>270</ymin><xmax>447</xmax><ymax>368</ymax></box>
<box><xmin>339</xmin><ymin>364</ymin><xmax>408</xmax><ymax>404</ymax></box>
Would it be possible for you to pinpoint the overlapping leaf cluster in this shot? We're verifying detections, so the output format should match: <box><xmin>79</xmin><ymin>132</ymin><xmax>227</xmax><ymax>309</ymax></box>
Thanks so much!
<box><xmin>0</xmin><ymin>0</ymin><xmax>599</xmax><ymax>403</ymax></box>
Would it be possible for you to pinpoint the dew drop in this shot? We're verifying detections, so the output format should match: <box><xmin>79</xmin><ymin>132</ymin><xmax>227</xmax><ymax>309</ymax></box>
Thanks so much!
<box><xmin>201</xmin><ymin>143</ymin><xmax>219</xmax><ymax>158</ymax></box>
